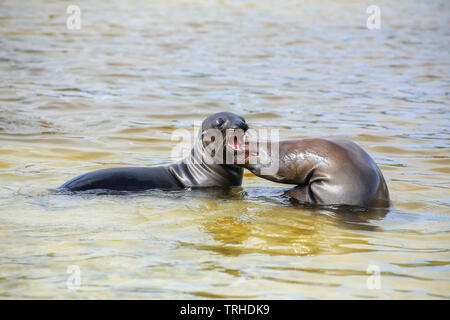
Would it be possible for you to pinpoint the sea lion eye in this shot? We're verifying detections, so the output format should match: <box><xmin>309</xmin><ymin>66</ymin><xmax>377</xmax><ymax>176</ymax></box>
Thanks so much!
<box><xmin>215</xmin><ymin>117</ymin><xmax>225</xmax><ymax>128</ymax></box>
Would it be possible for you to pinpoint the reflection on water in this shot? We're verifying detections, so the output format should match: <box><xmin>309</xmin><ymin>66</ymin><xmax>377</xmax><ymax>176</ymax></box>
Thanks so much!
<box><xmin>0</xmin><ymin>0</ymin><xmax>449</xmax><ymax>299</ymax></box>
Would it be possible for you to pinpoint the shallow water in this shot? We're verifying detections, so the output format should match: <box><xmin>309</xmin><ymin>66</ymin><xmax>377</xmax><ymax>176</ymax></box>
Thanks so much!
<box><xmin>0</xmin><ymin>0</ymin><xmax>449</xmax><ymax>299</ymax></box>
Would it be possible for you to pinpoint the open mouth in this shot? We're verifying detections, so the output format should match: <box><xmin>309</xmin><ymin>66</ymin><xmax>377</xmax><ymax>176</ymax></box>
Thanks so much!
<box><xmin>232</xmin><ymin>136</ymin><xmax>239</xmax><ymax>150</ymax></box>
<box><xmin>226</xmin><ymin>129</ymin><xmax>246</xmax><ymax>153</ymax></box>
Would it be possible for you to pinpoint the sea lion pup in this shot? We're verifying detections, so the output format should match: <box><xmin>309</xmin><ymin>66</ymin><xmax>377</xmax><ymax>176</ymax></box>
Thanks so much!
<box><xmin>58</xmin><ymin>112</ymin><xmax>248</xmax><ymax>192</ymax></box>
<box><xmin>239</xmin><ymin>137</ymin><xmax>390</xmax><ymax>208</ymax></box>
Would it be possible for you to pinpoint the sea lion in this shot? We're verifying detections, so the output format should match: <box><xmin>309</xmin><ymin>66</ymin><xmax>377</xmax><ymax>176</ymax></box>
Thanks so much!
<box><xmin>58</xmin><ymin>112</ymin><xmax>248</xmax><ymax>192</ymax></box>
<box><xmin>240</xmin><ymin>138</ymin><xmax>390</xmax><ymax>208</ymax></box>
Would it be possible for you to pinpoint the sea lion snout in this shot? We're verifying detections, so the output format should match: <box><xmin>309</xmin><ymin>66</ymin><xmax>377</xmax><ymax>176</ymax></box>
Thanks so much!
<box><xmin>239</xmin><ymin>138</ymin><xmax>277</xmax><ymax>170</ymax></box>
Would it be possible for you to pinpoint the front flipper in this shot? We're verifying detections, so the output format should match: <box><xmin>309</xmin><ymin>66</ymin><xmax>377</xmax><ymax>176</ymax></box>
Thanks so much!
<box><xmin>284</xmin><ymin>184</ymin><xmax>318</xmax><ymax>205</ymax></box>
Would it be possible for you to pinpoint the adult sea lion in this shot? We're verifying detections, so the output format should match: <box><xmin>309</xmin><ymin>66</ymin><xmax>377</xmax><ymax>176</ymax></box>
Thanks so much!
<box><xmin>58</xmin><ymin>112</ymin><xmax>248</xmax><ymax>192</ymax></box>
<box><xmin>240</xmin><ymin>138</ymin><xmax>390</xmax><ymax>208</ymax></box>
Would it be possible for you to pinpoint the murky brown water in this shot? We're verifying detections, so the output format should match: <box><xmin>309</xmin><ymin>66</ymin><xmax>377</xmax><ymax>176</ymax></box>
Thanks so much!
<box><xmin>0</xmin><ymin>0</ymin><xmax>449</xmax><ymax>299</ymax></box>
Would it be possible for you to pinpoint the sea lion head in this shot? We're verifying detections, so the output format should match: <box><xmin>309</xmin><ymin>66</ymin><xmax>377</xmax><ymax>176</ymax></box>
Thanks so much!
<box><xmin>239</xmin><ymin>139</ymin><xmax>279</xmax><ymax>176</ymax></box>
<box><xmin>200</xmin><ymin>112</ymin><xmax>248</xmax><ymax>165</ymax></box>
